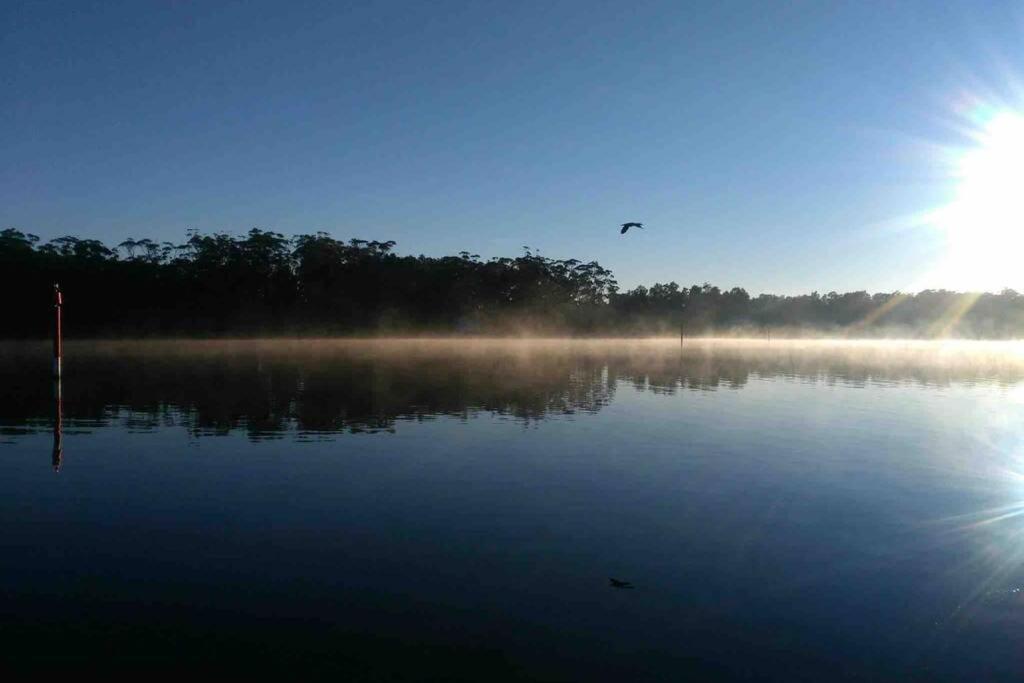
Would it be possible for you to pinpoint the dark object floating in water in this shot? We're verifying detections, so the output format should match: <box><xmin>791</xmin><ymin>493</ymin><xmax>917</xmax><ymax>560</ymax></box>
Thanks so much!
<box><xmin>609</xmin><ymin>578</ymin><xmax>634</xmax><ymax>589</ymax></box>
<box><xmin>620</xmin><ymin>222</ymin><xmax>644</xmax><ymax>234</ymax></box>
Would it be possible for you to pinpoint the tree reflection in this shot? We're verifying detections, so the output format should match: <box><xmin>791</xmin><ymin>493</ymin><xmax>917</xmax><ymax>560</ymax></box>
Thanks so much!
<box><xmin>2</xmin><ymin>340</ymin><xmax>1022</xmax><ymax>444</ymax></box>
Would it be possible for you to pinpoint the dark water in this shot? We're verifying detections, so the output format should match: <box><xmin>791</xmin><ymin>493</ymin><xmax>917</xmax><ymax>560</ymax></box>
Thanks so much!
<box><xmin>4</xmin><ymin>339</ymin><xmax>1024</xmax><ymax>680</ymax></box>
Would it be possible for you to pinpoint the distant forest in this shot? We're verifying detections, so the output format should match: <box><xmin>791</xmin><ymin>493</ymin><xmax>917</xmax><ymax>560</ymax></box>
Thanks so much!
<box><xmin>4</xmin><ymin>227</ymin><xmax>1024</xmax><ymax>338</ymax></box>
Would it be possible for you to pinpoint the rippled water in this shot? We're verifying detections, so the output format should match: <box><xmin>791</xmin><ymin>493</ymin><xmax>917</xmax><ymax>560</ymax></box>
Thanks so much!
<box><xmin>4</xmin><ymin>339</ymin><xmax>1024</xmax><ymax>680</ymax></box>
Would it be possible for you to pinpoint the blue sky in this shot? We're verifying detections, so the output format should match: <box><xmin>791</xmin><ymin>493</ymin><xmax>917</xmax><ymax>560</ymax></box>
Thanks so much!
<box><xmin>4</xmin><ymin>1</ymin><xmax>1024</xmax><ymax>293</ymax></box>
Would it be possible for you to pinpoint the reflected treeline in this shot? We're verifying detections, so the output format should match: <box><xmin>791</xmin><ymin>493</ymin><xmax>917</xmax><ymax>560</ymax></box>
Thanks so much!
<box><xmin>2</xmin><ymin>340</ymin><xmax>1024</xmax><ymax>442</ymax></box>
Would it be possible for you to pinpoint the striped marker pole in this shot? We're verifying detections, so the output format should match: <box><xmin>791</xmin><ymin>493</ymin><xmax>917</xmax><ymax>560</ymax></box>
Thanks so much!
<box><xmin>53</xmin><ymin>283</ymin><xmax>63</xmax><ymax>378</ymax></box>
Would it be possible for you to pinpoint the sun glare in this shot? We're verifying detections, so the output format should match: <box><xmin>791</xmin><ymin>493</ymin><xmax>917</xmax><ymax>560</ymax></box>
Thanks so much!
<box><xmin>931</xmin><ymin>111</ymin><xmax>1024</xmax><ymax>291</ymax></box>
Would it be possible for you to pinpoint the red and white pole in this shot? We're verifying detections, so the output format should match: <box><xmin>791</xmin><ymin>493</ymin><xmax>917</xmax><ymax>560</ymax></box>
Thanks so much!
<box><xmin>53</xmin><ymin>283</ymin><xmax>63</xmax><ymax>378</ymax></box>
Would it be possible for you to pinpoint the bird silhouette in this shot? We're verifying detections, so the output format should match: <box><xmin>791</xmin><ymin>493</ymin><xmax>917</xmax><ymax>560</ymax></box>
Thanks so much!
<box><xmin>620</xmin><ymin>222</ymin><xmax>644</xmax><ymax>234</ymax></box>
<box><xmin>609</xmin><ymin>578</ymin><xmax>634</xmax><ymax>589</ymax></box>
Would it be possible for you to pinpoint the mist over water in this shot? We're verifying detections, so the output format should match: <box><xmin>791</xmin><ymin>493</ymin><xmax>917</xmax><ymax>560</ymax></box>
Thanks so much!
<box><xmin>4</xmin><ymin>339</ymin><xmax>1024</xmax><ymax>680</ymax></box>
<box><xmin>4</xmin><ymin>338</ymin><xmax>1024</xmax><ymax>439</ymax></box>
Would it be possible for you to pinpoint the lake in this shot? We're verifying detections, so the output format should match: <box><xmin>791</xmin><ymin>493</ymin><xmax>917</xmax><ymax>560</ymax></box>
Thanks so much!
<box><xmin>3</xmin><ymin>338</ymin><xmax>1024</xmax><ymax>680</ymax></box>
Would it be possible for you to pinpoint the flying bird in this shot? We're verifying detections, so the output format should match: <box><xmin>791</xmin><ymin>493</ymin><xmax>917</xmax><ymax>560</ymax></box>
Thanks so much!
<box><xmin>620</xmin><ymin>222</ymin><xmax>644</xmax><ymax>234</ymax></box>
<box><xmin>609</xmin><ymin>578</ymin><xmax>634</xmax><ymax>589</ymax></box>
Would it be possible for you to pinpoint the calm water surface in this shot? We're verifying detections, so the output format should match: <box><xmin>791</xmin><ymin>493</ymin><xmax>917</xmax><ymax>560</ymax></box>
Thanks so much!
<box><xmin>3</xmin><ymin>339</ymin><xmax>1024</xmax><ymax>680</ymax></box>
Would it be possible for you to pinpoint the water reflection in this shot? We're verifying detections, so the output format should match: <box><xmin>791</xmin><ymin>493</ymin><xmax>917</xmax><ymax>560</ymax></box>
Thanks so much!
<box><xmin>4</xmin><ymin>339</ymin><xmax>1024</xmax><ymax>679</ymax></box>
<box><xmin>3</xmin><ymin>339</ymin><xmax>1024</xmax><ymax>442</ymax></box>
<box><xmin>51</xmin><ymin>379</ymin><xmax>62</xmax><ymax>471</ymax></box>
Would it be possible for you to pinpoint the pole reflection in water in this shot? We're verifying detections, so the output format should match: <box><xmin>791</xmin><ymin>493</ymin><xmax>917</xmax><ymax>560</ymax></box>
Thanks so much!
<box><xmin>52</xmin><ymin>378</ymin><xmax>62</xmax><ymax>472</ymax></box>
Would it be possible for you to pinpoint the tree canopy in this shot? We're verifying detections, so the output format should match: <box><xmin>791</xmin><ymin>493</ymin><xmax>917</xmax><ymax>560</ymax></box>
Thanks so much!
<box><xmin>3</xmin><ymin>227</ymin><xmax>1023</xmax><ymax>338</ymax></box>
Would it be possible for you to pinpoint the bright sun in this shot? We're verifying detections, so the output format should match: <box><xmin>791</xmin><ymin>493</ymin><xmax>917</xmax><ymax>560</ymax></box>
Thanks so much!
<box><xmin>932</xmin><ymin>111</ymin><xmax>1024</xmax><ymax>291</ymax></box>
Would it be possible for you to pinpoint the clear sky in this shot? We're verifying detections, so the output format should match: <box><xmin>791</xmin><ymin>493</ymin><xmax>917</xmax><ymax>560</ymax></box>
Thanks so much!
<box><xmin>4</xmin><ymin>1</ymin><xmax>1024</xmax><ymax>294</ymax></box>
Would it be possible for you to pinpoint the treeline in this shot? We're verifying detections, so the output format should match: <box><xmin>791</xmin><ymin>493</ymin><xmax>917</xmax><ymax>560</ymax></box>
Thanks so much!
<box><xmin>4</xmin><ymin>227</ymin><xmax>1024</xmax><ymax>338</ymax></box>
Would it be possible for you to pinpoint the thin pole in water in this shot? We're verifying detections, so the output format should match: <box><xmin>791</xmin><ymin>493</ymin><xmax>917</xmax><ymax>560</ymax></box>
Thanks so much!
<box><xmin>53</xmin><ymin>283</ymin><xmax>62</xmax><ymax>378</ymax></box>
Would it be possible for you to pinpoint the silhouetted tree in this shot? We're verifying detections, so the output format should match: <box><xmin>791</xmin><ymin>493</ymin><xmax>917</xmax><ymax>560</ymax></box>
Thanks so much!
<box><xmin>4</xmin><ymin>227</ymin><xmax>1024</xmax><ymax>338</ymax></box>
